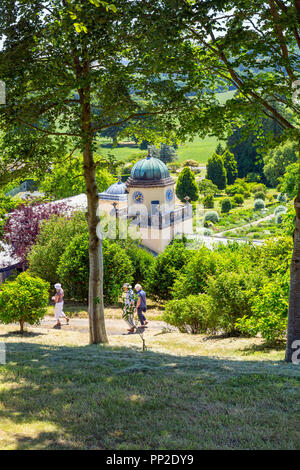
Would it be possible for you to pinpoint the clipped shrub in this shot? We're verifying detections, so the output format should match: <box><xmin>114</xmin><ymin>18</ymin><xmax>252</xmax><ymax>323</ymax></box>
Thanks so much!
<box><xmin>254</xmin><ymin>191</ymin><xmax>265</xmax><ymax>201</ymax></box>
<box><xmin>176</xmin><ymin>167</ymin><xmax>199</xmax><ymax>202</ymax></box>
<box><xmin>233</xmin><ymin>194</ymin><xmax>244</xmax><ymax>205</ymax></box>
<box><xmin>252</xmin><ymin>183</ymin><xmax>267</xmax><ymax>194</ymax></box>
<box><xmin>226</xmin><ymin>184</ymin><xmax>245</xmax><ymax>196</ymax></box>
<box><xmin>0</xmin><ymin>272</ymin><xmax>49</xmax><ymax>333</ymax></box>
<box><xmin>203</xmin><ymin>193</ymin><xmax>214</xmax><ymax>209</ymax></box>
<box><xmin>221</xmin><ymin>197</ymin><xmax>232</xmax><ymax>213</ymax></box>
<box><xmin>204</xmin><ymin>211</ymin><xmax>220</xmax><ymax>224</ymax></box>
<box><xmin>163</xmin><ymin>294</ymin><xmax>215</xmax><ymax>334</ymax></box>
<box><xmin>278</xmin><ymin>192</ymin><xmax>287</xmax><ymax>202</ymax></box>
<box><xmin>274</xmin><ymin>206</ymin><xmax>287</xmax><ymax>216</ymax></box>
<box><xmin>244</xmin><ymin>191</ymin><xmax>251</xmax><ymax>199</ymax></box>
<box><xmin>254</xmin><ymin>199</ymin><xmax>265</xmax><ymax>211</ymax></box>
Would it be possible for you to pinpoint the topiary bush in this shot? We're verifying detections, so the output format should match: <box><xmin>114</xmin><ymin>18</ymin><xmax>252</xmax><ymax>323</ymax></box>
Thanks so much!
<box><xmin>163</xmin><ymin>294</ymin><xmax>215</xmax><ymax>334</ymax></box>
<box><xmin>254</xmin><ymin>191</ymin><xmax>265</xmax><ymax>201</ymax></box>
<box><xmin>252</xmin><ymin>183</ymin><xmax>267</xmax><ymax>195</ymax></box>
<box><xmin>204</xmin><ymin>211</ymin><xmax>220</xmax><ymax>224</ymax></box>
<box><xmin>0</xmin><ymin>272</ymin><xmax>49</xmax><ymax>333</ymax></box>
<box><xmin>278</xmin><ymin>192</ymin><xmax>287</xmax><ymax>202</ymax></box>
<box><xmin>233</xmin><ymin>194</ymin><xmax>244</xmax><ymax>205</ymax></box>
<box><xmin>274</xmin><ymin>206</ymin><xmax>287</xmax><ymax>216</ymax></box>
<box><xmin>254</xmin><ymin>199</ymin><xmax>265</xmax><ymax>211</ymax></box>
<box><xmin>221</xmin><ymin>197</ymin><xmax>232</xmax><ymax>213</ymax></box>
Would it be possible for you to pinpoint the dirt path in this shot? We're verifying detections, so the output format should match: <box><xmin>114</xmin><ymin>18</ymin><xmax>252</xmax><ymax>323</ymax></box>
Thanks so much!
<box><xmin>39</xmin><ymin>316</ymin><xmax>168</xmax><ymax>336</ymax></box>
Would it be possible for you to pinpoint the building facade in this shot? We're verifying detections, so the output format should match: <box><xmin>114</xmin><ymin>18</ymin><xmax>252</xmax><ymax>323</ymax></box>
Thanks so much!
<box><xmin>99</xmin><ymin>155</ymin><xmax>193</xmax><ymax>253</ymax></box>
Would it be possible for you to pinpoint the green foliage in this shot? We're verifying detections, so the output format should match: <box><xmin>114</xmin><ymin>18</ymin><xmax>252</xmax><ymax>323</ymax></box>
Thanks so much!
<box><xmin>0</xmin><ymin>272</ymin><xmax>49</xmax><ymax>332</ymax></box>
<box><xmin>254</xmin><ymin>199</ymin><xmax>265</xmax><ymax>211</ymax></box>
<box><xmin>203</xmin><ymin>193</ymin><xmax>214</xmax><ymax>209</ymax></box>
<box><xmin>158</xmin><ymin>144</ymin><xmax>178</xmax><ymax>164</ymax></box>
<box><xmin>57</xmin><ymin>234</ymin><xmax>134</xmax><ymax>304</ymax></box>
<box><xmin>198</xmin><ymin>179</ymin><xmax>218</xmax><ymax>196</ymax></box>
<box><xmin>172</xmin><ymin>246</ymin><xmax>219</xmax><ymax>299</ymax></box>
<box><xmin>278</xmin><ymin>163</ymin><xmax>299</xmax><ymax>199</ymax></box>
<box><xmin>278</xmin><ymin>192</ymin><xmax>288</xmax><ymax>202</ymax></box>
<box><xmin>282</xmin><ymin>206</ymin><xmax>295</xmax><ymax>237</ymax></box>
<box><xmin>275</xmin><ymin>213</ymin><xmax>284</xmax><ymax>224</ymax></box>
<box><xmin>226</xmin><ymin>181</ymin><xmax>248</xmax><ymax>196</ymax></box>
<box><xmin>40</xmin><ymin>156</ymin><xmax>115</xmax><ymax>199</ymax></box>
<box><xmin>0</xmin><ymin>192</ymin><xmax>23</xmax><ymax>239</ymax></box>
<box><xmin>206</xmin><ymin>153</ymin><xmax>227</xmax><ymax>190</ymax></box>
<box><xmin>28</xmin><ymin>212</ymin><xmax>88</xmax><ymax>285</ymax></box>
<box><xmin>146</xmin><ymin>240</ymin><xmax>192</xmax><ymax>300</ymax></box>
<box><xmin>204</xmin><ymin>211</ymin><xmax>219</xmax><ymax>223</ymax></box>
<box><xmin>125</xmin><ymin>244</ymin><xmax>155</xmax><ymax>285</ymax></box>
<box><xmin>246</xmin><ymin>173</ymin><xmax>261</xmax><ymax>183</ymax></box>
<box><xmin>221</xmin><ymin>197</ymin><xmax>232</xmax><ymax>213</ymax></box>
<box><xmin>252</xmin><ymin>184</ymin><xmax>267</xmax><ymax>195</ymax></box>
<box><xmin>254</xmin><ymin>191</ymin><xmax>266</xmax><ymax>201</ymax></box>
<box><xmin>163</xmin><ymin>294</ymin><xmax>214</xmax><ymax>334</ymax></box>
<box><xmin>175</xmin><ymin>167</ymin><xmax>199</xmax><ymax>202</ymax></box>
<box><xmin>264</xmin><ymin>141</ymin><xmax>298</xmax><ymax>187</ymax></box>
<box><xmin>223</xmin><ymin>149</ymin><xmax>238</xmax><ymax>185</ymax></box>
<box><xmin>236</xmin><ymin>274</ymin><xmax>289</xmax><ymax>343</ymax></box>
<box><xmin>207</xmin><ymin>270</ymin><xmax>262</xmax><ymax>335</ymax></box>
<box><xmin>233</xmin><ymin>194</ymin><xmax>244</xmax><ymax>205</ymax></box>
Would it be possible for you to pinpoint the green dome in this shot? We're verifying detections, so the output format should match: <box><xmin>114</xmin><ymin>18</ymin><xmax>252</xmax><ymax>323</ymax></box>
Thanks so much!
<box><xmin>131</xmin><ymin>156</ymin><xmax>169</xmax><ymax>181</ymax></box>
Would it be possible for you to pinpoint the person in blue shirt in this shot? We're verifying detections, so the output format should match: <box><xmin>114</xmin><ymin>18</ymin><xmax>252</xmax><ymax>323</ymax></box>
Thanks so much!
<box><xmin>135</xmin><ymin>284</ymin><xmax>148</xmax><ymax>328</ymax></box>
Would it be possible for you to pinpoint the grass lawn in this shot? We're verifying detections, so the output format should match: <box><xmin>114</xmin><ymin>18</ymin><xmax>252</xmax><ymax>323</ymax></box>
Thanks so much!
<box><xmin>1</xmin><ymin>321</ymin><xmax>300</xmax><ymax>450</ymax></box>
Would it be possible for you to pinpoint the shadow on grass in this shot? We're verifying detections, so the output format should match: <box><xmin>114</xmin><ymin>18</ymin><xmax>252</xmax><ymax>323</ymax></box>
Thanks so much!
<box><xmin>0</xmin><ymin>331</ymin><xmax>46</xmax><ymax>338</ymax></box>
<box><xmin>1</xmin><ymin>340</ymin><xmax>300</xmax><ymax>450</ymax></box>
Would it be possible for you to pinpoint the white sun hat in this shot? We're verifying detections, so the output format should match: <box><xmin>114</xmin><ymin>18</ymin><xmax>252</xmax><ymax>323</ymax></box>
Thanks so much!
<box><xmin>54</xmin><ymin>283</ymin><xmax>62</xmax><ymax>289</ymax></box>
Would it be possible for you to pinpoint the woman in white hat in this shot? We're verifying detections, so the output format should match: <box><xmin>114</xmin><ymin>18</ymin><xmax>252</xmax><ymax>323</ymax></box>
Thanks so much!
<box><xmin>52</xmin><ymin>283</ymin><xmax>69</xmax><ymax>328</ymax></box>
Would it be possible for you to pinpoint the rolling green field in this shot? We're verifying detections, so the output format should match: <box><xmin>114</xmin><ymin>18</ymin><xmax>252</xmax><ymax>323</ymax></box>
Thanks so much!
<box><xmin>97</xmin><ymin>90</ymin><xmax>235</xmax><ymax>164</ymax></box>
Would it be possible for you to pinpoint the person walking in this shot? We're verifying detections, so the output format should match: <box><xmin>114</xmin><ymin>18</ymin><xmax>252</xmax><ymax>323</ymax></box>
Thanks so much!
<box><xmin>135</xmin><ymin>284</ymin><xmax>148</xmax><ymax>328</ymax></box>
<box><xmin>122</xmin><ymin>283</ymin><xmax>136</xmax><ymax>333</ymax></box>
<box><xmin>52</xmin><ymin>283</ymin><xmax>69</xmax><ymax>328</ymax></box>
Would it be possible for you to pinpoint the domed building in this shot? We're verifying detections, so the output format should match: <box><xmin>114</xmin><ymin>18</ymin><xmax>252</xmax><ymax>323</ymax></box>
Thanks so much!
<box><xmin>99</xmin><ymin>153</ymin><xmax>193</xmax><ymax>253</ymax></box>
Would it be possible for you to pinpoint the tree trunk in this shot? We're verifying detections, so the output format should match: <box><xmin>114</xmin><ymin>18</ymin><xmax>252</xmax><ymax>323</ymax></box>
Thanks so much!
<box><xmin>285</xmin><ymin>148</ymin><xmax>300</xmax><ymax>362</ymax></box>
<box><xmin>20</xmin><ymin>320</ymin><xmax>24</xmax><ymax>334</ymax></box>
<box><xmin>80</xmin><ymin>63</ymin><xmax>108</xmax><ymax>345</ymax></box>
